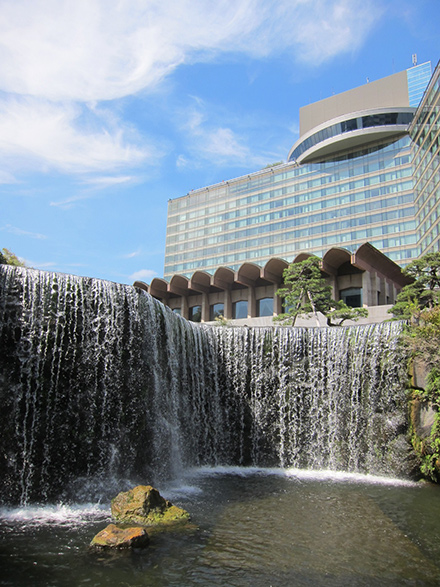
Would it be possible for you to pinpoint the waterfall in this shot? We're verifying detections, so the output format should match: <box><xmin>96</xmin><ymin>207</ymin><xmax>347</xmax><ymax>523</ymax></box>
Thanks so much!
<box><xmin>0</xmin><ymin>266</ymin><xmax>411</xmax><ymax>505</ymax></box>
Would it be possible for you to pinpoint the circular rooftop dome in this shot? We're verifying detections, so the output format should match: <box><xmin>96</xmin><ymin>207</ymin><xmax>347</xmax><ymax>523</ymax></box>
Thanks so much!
<box><xmin>288</xmin><ymin>107</ymin><xmax>415</xmax><ymax>164</ymax></box>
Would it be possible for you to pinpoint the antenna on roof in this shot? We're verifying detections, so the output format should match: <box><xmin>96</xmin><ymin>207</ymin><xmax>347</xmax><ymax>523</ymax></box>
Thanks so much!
<box><xmin>412</xmin><ymin>53</ymin><xmax>418</xmax><ymax>66</ymax></box>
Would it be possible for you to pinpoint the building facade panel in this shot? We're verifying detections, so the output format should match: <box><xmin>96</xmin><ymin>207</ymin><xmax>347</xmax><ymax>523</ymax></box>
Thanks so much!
<box><xmin>411</xmin><ymin>61</ymin><xmax>440</xmax><ymax>254</ymax></box>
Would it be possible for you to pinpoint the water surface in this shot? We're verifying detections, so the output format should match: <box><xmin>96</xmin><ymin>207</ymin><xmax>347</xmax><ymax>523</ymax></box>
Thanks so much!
<box><xmin>1</xmin><ymin>468</ymin><xmax>440</xmax><ymax>586</ymax></box>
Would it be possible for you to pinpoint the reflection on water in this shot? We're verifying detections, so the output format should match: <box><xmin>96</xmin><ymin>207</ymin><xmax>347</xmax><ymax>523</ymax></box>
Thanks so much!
<box><xmin>1</xmin><ymin>469</ymin><xmax>440</xmax><ymax>587</ymax></box>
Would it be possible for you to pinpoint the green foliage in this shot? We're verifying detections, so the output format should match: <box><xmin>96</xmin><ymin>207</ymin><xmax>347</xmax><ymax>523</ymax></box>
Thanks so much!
<box><xmin>406</xmin><ymin>306</ymin><xmax>440</xmax><ymax>402</ymax></box>
<box><xmin>418</xmin><ymin>413</ymin><xmax>440</xmax><ymax>483</ymax></box>
<box><xmin>214</xmin><ymin>315</ymin><xmax>231</xmax><ymax>327</ymax></box>
<box><xmin>394</xmin><ymin>253</ymin><xmax>440</xmax><ymax>482</ymax></box>
<box><xmin>275</xmin><ymin>256</ymin><xmax>368</xmax><ymax>326</ymax></box>
<box><xmin>390</xmin><ymin>252</ymin><xmax>440</xmax><ymax>321</ymax></box>
<box><xmin>326</xmin><ymin>302</ymin><xmax>369</xmax><ymax>326</ymax></box>
<box><xmin>0</xmin><ymin>248</ymin><xmax>26</xmax><ymax>267</ymax></box>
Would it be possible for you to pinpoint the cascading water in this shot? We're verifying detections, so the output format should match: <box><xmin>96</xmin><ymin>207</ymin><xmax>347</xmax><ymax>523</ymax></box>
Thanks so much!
<box><xmin>0</xmin><ymin>265</ymin><xmax>413</xmax><ymax>506</ymax></box>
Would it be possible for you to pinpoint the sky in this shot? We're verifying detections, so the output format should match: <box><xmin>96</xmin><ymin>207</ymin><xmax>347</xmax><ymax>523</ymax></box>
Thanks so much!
<box><xmin>1</xmin><ymin>0</ymin><xmax>439</xmax><ymax>285</ymax></box>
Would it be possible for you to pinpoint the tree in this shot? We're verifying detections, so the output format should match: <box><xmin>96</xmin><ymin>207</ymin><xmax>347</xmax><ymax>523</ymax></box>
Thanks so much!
<box><xmin>389</xmin><ymin>252</ymin><xmax>440</xmax><ymax>482</ymax></box>
<box><xmin>389</xmin><ymin>252</ymin><xmax>440</xmax><ymax>321</ymax></box>
<box><xmin>274</xmin><ymin>256</ymin><xmax>367</xmax><ymax>326</ymax></box>
<box><xmin>0</xmin><ymin>248</ymin><xmax>26</xmax><ymax>267</ymax></box>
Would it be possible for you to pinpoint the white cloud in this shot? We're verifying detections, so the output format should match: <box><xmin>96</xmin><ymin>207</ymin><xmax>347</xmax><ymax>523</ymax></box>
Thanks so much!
<box><xmin>0</xmin><ymin>97</ymin><xmax>153</xmax><ymax>173</ymax></box>
<box><xmin>0</xmin><ymin>1</ymin><xmax>382</xmax><ymax>102</ymax></box>
<box><xmin>1</xmin><ymin>224</ymin><xmax>47</xmax><ymax>240</ymax></box>
<box><xmin>81</xmin><ymin>175</ymin><xmax>136</xmax><ymax>188</ymax></box>
<box><xmin>130</xmin><ymin>268</ymin><xmax>158</xmax><ymax>281</ymax></box>
<box><xmin>0</xmin><ymin>0</ymin><xmax>382</xmax><ymax>177</ymax></box>
<box><xmin>177</xmin><ymin>100</ymin><xmax>276</xmax><ymax>169</ymax></box>
<box><xmin>121</xmin><ymin>250</ymin><xmax>142</xmax><ymax>259</ymax></box>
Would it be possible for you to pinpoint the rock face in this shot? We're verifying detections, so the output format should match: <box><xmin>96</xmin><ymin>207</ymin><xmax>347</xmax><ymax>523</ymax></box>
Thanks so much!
<box><xmin>111</xmin><ymin>485</ymin><xmax>190</xmax><ymax>526</ymax></box>
<box><xmin>90</xmin><ymin>524</ymin><xmax>149</xmax><ymax>549</ymax></box>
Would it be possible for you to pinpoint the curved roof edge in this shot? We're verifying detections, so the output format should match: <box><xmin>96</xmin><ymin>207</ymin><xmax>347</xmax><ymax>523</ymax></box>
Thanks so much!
<box><xmin>288</xmin><ymin>107</ymin><xmax>415</xmax><ymax>164</ymax></box>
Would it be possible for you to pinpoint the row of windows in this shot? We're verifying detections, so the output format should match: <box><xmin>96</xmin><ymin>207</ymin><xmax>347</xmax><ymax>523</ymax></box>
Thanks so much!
<box><xmin>168</xmin><ymin>190</ymin><xmax>414</xmax><ymax>248</ymax></box>
<box><xmin>165</xmin><ymin>217</ymin><xmax>416</xmax><ymax>265</ymax></box>
<box><xmin>168</xmin><ymin>138</ymin><xmax>411</xmax><ymax>214</ymax></box>
<box><xmin>166</xmin><ymin>204</ymin><xmax>416</xmax><ymax>257</ymax></box>
<box><xmin>168</xmin><ymin>173</ymin><xmax>413</xmax><ymax>235</ymax></box>
<box><xmin>166</xmin><ymin>245</ymin><xmax>420</xmax><ymax>279</ymax></box>
<box><xmin>168</xmin><ymin>147</ymin><xmax>412</xmax><ymax>224</ymax></box>
<box><xmin>165</xmin><ymin>234</ymin><xmax>419</xmax><ymax>276</ymax></box>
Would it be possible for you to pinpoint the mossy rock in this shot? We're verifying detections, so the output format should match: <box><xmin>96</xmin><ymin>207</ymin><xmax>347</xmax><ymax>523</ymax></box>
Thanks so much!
<box><xmin>111</xmin><ymin>485</ymin><xmax>190</xmax><ymax>527</ymax></box>
<box><xmin>90</xmin><ymin>524</ymin><xmax>149</xmax><ymax>549</ymax></box>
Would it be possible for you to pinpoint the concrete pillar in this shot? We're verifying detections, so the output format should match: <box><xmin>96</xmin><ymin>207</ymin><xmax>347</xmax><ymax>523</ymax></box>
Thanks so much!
<box><xmin>377</xmin><ymin>276</ymin><xmax>387</xmax><ymax>306</ymax></box>
<box><xmin>223</xmin><ymin>288</ymin><xmax>232</xmax><ymax>319</ymax></box>
<box><xmin>248</xmin><ymin>286</ymin><xmax>256</xmax><ymax>318</ymax></box>
<box><xmin>329</xmin><ymin>275</ymin><xmax>338</xmax><ymax>300</ymax></box>
<box><xmin>273</xmin><ymin>284</ymin><xmax>282</xmax><ymax>315</ymax></box>
<box><xmin>362</xmin><ymin>271</ymin><xmax>375</xmax><ymax>307</ymax></box>
<box><xmin>181</xmin><ymin>295</ymin><xmax>189</xmax><ymax>319</ymax></box>
<box><xmin>201</xmin><ymin>292</ymin><xmax>209</xmax><ymax>322</ymax></box>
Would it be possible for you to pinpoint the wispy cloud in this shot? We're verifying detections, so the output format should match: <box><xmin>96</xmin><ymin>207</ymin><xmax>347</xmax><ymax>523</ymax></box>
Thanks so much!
<box><xmin>81</xmin><ymin>175</ymin><xmax>136</xmax><ymax>188</ymax></box>
<box><xmin>0</xmin><ymin>0</ymin><xmax>382</xmax><ymax>178</ymax></box>
<box><xmin>49</xmin><ymin>192</ymin><xmax>97</xmax><ymax>209</ymax></box>
<box><xmin>0</xmin><ymin>1</ymin><xmax>381</xmax><ymax>102</ymax></box>
<box><xmin>177</xmin><ymin>99</ymin><xmax>278</xmax><ymax>169</ymax></box>
<box><xmin>0</xmin><ymin>97</ymin><xmax>153</xmax><ymax>174</ymax></box>
<box><xmin>130</xmin><ymin>268</ymin><xmax>158</xmax><ymax>281</ymax></box>
<box><xmin>1</xmin><ymin>224</ymin><xmax>47</xmax><ymax>240</ymax></box>
<box><xmin>121</xmin><ymin>250</ymin><xmax>142</xmax><ymax>259</ymax></box>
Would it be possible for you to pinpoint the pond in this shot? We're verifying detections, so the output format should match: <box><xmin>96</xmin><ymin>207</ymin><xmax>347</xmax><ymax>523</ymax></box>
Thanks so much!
<box><xmin>1</xmin><ymin>468</ymin><xmax>440</xmax><ymax>586</ymax></box>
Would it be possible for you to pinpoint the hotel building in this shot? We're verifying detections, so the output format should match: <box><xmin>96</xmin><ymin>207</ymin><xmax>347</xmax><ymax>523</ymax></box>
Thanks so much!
<box><xmin>137</xmin><ymin>61</ymin><xmax>440</xmax><ymax>324</ymax></box>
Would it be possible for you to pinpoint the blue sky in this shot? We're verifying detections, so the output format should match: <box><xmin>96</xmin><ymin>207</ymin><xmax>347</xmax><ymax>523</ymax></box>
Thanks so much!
<box><xmin>1</xmin><ymin>0</ymin><xmax>439</xmax><ymax>284</ymax></box>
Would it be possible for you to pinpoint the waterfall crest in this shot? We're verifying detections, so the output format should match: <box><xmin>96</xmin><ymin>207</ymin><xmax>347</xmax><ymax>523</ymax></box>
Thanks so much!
<box><xmin>0</xmin><ymin>266</ymin><xmax>411</xmax><ymax>505</ymax></box>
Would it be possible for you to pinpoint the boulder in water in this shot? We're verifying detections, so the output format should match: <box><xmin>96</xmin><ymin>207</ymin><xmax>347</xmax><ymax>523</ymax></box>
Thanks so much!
<box><xmin>90</xmin><ymin>523</ymin><xmax>149</xmax><ymax>549</ymax></box>
<box><xmin>111</xmin><ymin>485</ymin><xmax>190</xmax><ymax>527</ymax></box>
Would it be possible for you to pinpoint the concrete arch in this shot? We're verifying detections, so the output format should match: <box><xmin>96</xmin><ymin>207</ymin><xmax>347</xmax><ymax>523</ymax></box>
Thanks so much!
<box><xmin>169</xmin><ymin>274</ymin><xmax>190</xmax><ymax>296</ymax></box>
<box><xmin>293</xmin><ymin>252</ymin><xmax>314</xmax><ymax>264</ymax></box>
<box><xmin>148</xmin><ymin>277</ymin><xmax>169</xmax><ymax>301</ymax></box>
<box><xmin>133</xmin><ymin>280</ymin><xmax>149</xmax><ymax>293</ymax></box>
<box><xmin>262</xmin><ymin>258</ymin><xmax>289</xmax><ymax>284</ymax></box>
<box><xmin>322</xmin><ymin>247</ymin><xmax>352</xmax><ymax>274</ymax></box>
<box><xmin>212</xmin><ymin>266</ymin><xmax>235</xmax><ymax>290</ymax></box>
<box><xmin>235</xmin><ymin>262</ymin><xmax>262</xmax><ymax>287</ymax></box>
<box><xmin>189</xmin><ymin>270</ymin><xmax>212</xmax><ymax>293</ymax></box>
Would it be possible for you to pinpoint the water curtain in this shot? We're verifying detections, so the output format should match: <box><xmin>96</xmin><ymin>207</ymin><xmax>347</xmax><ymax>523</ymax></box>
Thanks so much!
<box><xmin>0</xmin><ymin>266</ymin><xmax>409</xmax><ymax>505</ymax></box>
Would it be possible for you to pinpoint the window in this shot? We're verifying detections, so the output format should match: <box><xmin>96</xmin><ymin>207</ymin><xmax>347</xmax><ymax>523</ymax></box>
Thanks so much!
<box><xmin>257</xmin><ymin>297</ymin><xmax>273</xmax><ymax>317</ymax></box>
<box><xmin>340</xmin><ymin>287</ymin><xmax>362</xmax><ymax>308</ymax></box>
<box><xmin>189</xmin><ymin>305</ymin><xmax>201</xmax><ymax>322</ymax></box>
<box><xmin>233</xmin><ymin>300</ymin><xmax>248</xmax><ymax>319</ymax></box>
<box><xmin>210</xmin><ymin>303</ymin><xmax>224</xmax><ymax>321</ymax></box>
<box><xmin>173</xmin><ymin>308</ymin><xmax>181</xmax><ymax>315</ymax></box>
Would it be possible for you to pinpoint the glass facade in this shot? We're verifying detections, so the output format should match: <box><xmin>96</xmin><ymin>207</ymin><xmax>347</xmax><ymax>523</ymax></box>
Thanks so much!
<box><xmin>407</xmin><ymin>62</ymin><xmax>432</xmax><ymax>108</ymax></box>
<box><xmin>289</xmin><ymin>111</ymin><xmax>414</xmax><ymax>162</ymax></box>
<box><xmin>411</xmin><ymin>62</ymin><xmax>440</xmax><ymax>255</ymax></box>
<box><xmin>165</xmin><ymin>137</ymin><xmax>418</xmax><ymax>278</ymax></box>
<box><xmin>233</xmin><ymin>300</ymin><xmax>248</xmax><ymax>319</ymax></box>
<box><xmin>164</xmin><ymin>63</ymin><xmax>436</xmax><ymax>280</ymax></box>
<box><xmin>257</xmin><ymin>297</ymin><xmax>274</xmax><ymax>317</ymax></box>
<box><xmin>210</xmin><ymin>303</ymin><xmax>224</xmax><ymax>321</ymax></box>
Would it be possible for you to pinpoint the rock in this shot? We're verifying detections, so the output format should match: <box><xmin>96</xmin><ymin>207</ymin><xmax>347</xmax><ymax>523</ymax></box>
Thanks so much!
<box><xmin>111</xmin><ymin>485</ymin><xmax>190</xmax><ymax>527</ymax></box>
<box><xmin>90</xmin><ymin>523</ymin><xmax>149</xmax><ymax>549</ymax></box>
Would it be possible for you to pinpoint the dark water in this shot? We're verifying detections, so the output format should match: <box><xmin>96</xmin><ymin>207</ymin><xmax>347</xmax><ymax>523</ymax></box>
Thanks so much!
<box><xmin>1</xmin><ymin>468</ymin><xmax>440</xmax><ymax>587</ymax></box>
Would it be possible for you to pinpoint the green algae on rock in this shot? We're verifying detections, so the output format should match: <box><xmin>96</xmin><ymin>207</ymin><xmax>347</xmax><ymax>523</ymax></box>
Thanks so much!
<box><xmin>111</xmin><ymin>485</ymin><xmax>190</xmax><ymax>527</ymax></box>
<box><xmin>90</xmin><ymin>524</ymin><xmax>149</xmax><ymax>549</ymax></box>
